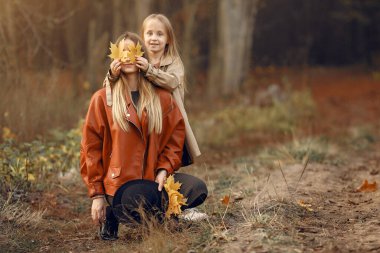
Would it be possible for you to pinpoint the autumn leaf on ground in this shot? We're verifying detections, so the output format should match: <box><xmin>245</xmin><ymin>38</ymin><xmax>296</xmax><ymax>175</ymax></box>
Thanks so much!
<box><xmin>297</xmin><ymin>200</ymin><xmax>313</xmax><ymax>212</ymax></box>
<box><xmin>27</xmin><ymin>173</ymin><xmax>35</xmax><ymax>182</ymax></box>
<box><xmin>221</xmin><ymin>195</ymin><xmax>230</xmax><ymax>206</ymax></box>
<box><xmin>356</xmin><ymin>179</ymin><xmax>377</xmax><ymax>192</ymax></box>
<box><xmin>126</xmin><ymin>42</ymin><xmax>144</xmax><ymax>63</ymax></box>
<box><xmin>108</xmin><ymin>39</ymin><xmax>128</xmax><ymax>62</ymax></box>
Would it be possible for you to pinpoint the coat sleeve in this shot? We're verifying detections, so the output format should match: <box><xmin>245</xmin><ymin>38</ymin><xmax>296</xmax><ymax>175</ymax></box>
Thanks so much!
<box><xmin>144</xmin><ymin>58</ymin><xmax>184</xmax><ymax>93</ymax></box>
<box><xmin>80</xmin><ymin>92</ymin><xmax>107</xmax><ymax>197</ymax></box>
<box><xmin>156</xmin><ymin>98</ymin><xmax>186</xmax><ymax>175</ymax></box>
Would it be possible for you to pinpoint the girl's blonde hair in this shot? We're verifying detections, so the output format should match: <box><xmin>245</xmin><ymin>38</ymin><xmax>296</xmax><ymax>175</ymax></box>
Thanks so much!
<box><xmin>141</xmin><ymin>14</ymin><xmax>181</xmax><ymax>60</ymax></box>
<box><xmin>112</xmin><ymin>32</ymin><xmax>162</xmax><ymax>134</ymax></box>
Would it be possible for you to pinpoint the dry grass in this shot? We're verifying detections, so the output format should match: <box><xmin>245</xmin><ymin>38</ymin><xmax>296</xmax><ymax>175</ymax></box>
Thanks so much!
<box><xmin>0</xmin><ymin>194</ymin><xmax>46</xmax><ymax>252</ymax></box>
<box><xmin>0</xmin><ymin>195</ymin><xmax>45</xmax><ymax>228</ymax></box>
<box><xmin>192</xmin><ymin>89</ymin><xmax>315</xmax><ymax>146</ymax></box>
<box><xmin>254</xmin><ymin>136</ymin><xmax>338</xmax><ymax>168</ymax></box>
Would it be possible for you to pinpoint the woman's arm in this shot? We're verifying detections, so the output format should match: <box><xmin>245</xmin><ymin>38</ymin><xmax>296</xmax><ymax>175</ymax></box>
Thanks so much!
<box><xmin>155</xmin><ymin>98</ymin><xmax>186</xmax><ymax>175</ymax></box>
<box><xmin>80</xmin><ymin>92</ymin><xmax>107</xmax><ymax>198</ymax></box>
<box><xmin>80</xmin><ymin>92</ymin><xmax>108</xmax><ymax>223</ymax></box>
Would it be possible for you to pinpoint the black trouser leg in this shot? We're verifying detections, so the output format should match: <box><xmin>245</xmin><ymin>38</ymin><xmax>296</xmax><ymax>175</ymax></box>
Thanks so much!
<box><xmin>99</xmin><ymin>205</ymin><xmax>119</xmax><ymax>240</ymax></box>
<box><xmin>173</xmin><ymin>173</ymin><xmax>208</xmax><ymax>210</ymax></box>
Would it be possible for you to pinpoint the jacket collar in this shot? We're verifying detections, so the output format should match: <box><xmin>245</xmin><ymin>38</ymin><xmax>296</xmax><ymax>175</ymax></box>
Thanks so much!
<box><xmin>106</xmin><ymin>77</ymin><xmax>148</xmax><ymax>141</ymax></box>
<box><xmin>159</xmin><ymin>55</ymin><xmax>174</xmax><ymax>67</ymax></box>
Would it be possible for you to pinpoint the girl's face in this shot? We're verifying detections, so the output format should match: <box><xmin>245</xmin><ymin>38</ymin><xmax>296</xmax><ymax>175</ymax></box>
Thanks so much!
<box><xmin>143</xmin><ymin>18</ymin><xmax>168</xmax><ymax>55</ymax></box>
<box><xmin>120</xmin><ymin>39</ymin><xmax>139</xmax><ymax>74</ymax></box>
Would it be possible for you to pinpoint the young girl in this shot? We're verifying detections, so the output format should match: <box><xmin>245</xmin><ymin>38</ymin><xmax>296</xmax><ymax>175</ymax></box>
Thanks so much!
<box><xmin>104</xmin><ymin>14</ymin><xmax>200</xmax><ymax>166</ymax></box>
<box><xmin>81</xmin><ymin>32</ymin><xmax>207</xmax><ymax>240</ymax></box>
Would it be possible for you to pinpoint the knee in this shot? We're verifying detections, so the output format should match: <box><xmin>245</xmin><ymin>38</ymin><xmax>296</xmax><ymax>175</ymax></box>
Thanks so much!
<box><xmin>193</xmin><ymin>178</ymin><xmax>208</xmax><ymax>198</ymax></box>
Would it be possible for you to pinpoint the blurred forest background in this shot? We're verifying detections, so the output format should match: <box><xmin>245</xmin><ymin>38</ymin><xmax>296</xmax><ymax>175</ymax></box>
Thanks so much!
<box><xmin>1</xmin><ymin>0</ymin><xmax>380</xmax><ymax>140</ymax></box>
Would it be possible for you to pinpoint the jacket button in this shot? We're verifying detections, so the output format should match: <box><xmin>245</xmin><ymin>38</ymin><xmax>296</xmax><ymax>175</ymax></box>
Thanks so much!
<box><xmin>111</xmin><ymin>173</ymin><xmax>115</xmax><ymax>177</ymax></box>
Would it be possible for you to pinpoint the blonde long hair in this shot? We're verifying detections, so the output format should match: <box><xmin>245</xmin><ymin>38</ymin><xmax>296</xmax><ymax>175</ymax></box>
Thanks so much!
<box><xmin>112</xmin><ymin>32</ymin><xmax>162</xmax><ymax>134</ymax></box>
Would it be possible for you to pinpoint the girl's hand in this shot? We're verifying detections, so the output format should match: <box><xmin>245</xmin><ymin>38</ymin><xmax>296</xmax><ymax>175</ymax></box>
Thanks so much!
<box><xmin>136</xmin><ymin>57</ymin><xmax>149</xmax><ymax>72</ymax></box>
<box><xmin>91</xmin><ymin>197</ymin><xmax>106</xmax><ymax>224</ymax></box>
<box><xmin>110</xmin><ymin>59</ymin><xmax>122</xmax><ymax>77</ymax></box>
<box><xmin>155</xmin><ymin>169</ymin><xmax>167</xmax><ymax>191</ymax></box>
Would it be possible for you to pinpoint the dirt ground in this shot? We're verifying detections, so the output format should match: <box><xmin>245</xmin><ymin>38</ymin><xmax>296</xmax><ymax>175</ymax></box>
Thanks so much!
<box><xmin>1</xmin><ymin>67</ymin><xmax>380</xmax><ymax>252</ymax></box>
<box><xmin>199</xmin><ymin>66</ymin><xmax>380</xmax><ymax>252</ymax></box>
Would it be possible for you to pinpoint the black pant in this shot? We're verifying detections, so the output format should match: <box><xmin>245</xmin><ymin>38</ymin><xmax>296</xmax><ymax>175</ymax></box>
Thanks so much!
<box><xmin>106</xmin><ymin>173</ymin><xmax>208</xmax><ymax>223</ymax></box>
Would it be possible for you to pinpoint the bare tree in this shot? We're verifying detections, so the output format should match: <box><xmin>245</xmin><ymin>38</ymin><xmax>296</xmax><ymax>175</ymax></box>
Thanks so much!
<box><xmin>182</xmin><ymin>0</ymin><xmax>201</xmax><ymax>86</ymax></box>
<box><xmin>136</xmin><ymin>0</ymin><xmax>152</xmax><ymax>32</ymax></box>
<box><xmin>207</xmin><ymin>0</ymin><xmax>260</xmax><ymax>97</ymax></box>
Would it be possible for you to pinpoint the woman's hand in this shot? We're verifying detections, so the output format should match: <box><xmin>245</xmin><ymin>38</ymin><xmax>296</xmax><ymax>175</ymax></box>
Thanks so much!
<box><xmin>155</xmin><ymin>169</ymin><xmax>168</xmax><ymax>191</ymax></box>
<box><xmin>91</xmin><ymin>197</ymin><xmax>106</xmax><ymax>224</ymax></box>
<box><xmin>136</xmin><ymin>57</ymin><xmax>149</xmax><ymax>72</ymax></box>
<box><xmin>110</xmin><ymin>59</ymin><xmax>122</xmax><ymax>77</ymax></box>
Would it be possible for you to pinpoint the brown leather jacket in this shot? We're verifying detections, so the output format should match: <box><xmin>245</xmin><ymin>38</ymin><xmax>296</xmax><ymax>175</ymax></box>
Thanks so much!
<box><xmin>80</xmin><ymin>87</ymin><xmax>185</xmax><ymax>198</ymax></box>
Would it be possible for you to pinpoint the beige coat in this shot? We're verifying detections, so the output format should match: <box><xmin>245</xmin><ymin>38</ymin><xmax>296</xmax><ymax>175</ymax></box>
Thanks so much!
<box><xmin>103</xmin><ymin>56</ymin><xmax>201</xmax><ymax>161</ymax></box>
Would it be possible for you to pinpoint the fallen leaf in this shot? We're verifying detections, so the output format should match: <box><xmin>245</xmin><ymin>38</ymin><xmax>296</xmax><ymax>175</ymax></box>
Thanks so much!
<box><xmin>221</xmin><ymin>195</ymin><xmax>230</xmax><ymax>206</ymax></box>
<box><xmin>297</xmin><ymin>200</ymin><xmax>313</xmax><ymax>212</ymax></box>
<box><xmin>27</xmin><ymin>173</ymin><xmax>35</xmax><ymax>181</ymax></box>
<box><xmin>356</xmin><ymin>179</ymin><xmax>377</xmax><ymax>192</ymax></box>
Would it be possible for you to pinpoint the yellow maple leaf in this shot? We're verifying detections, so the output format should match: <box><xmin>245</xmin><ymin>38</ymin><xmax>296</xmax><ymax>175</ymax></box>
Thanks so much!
<box><xmin>108</xmin><ymin>39</ymin><xmax>129</xmax><ymax>62</ymax></box>
<box><xmin>126</xmin><ymin>42</ymin><xmax>144</xmax><ymax>63</ymax></box>
<box><xmin>164</xmin><ymin>175</ymin><xmax>187</xmax><ymax>217</ymax></box>
<box><xmin>164</xmin><ymin>174</ymin><xmax>181</xmax><ymax>192</ymax></box>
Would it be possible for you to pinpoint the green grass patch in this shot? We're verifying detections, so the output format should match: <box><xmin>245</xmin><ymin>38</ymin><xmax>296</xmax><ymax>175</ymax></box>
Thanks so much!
<box><xmin>0</xmin><ymin>126</ymin><xmax>81</xmax><ymax>198</ymax></box>
<box><xmin>193</xmin><ymin>89</ymin><xmax>315</xmax><ymax>146</ymax></box>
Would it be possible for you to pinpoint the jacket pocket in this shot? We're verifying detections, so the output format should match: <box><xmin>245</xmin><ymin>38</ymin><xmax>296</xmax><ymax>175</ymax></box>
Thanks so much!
<box><xmin>109</xmin><ymin>167</ymin><xmax>121</xmax><ymax>179</ymax></box>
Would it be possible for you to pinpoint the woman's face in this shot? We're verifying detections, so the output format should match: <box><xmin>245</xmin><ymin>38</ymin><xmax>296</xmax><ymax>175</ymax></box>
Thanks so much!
<box><xmin>143</xmin><ymin>18</ymin><xmax>168</xmax><ymax>55</ymax></box>
<box><xmin>120</xmin><ymin>39</ymin><xmax>139</xmax><ymax>74</ymax></box>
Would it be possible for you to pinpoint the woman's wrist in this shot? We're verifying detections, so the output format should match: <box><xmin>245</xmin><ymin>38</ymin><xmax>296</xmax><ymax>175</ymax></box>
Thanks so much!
<box><xmin>107</xmin><ymin>69</ymin><xmax>119</xmax><ymax>82</ymax></box>
<box><xmin>156</xmin><ymin>168</ymin><xmax>168</xmax><ymax>176</ymax></box>
<box><xmin>91</xmin><ymin>194</ymin><xmax>105</xmax><ymax>200</ymax></box>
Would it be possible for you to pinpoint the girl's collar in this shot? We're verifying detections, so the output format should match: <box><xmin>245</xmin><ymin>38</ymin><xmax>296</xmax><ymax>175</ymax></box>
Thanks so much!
<box><xmin>151</xmin><ymin>54</ymin><xmax>174</xmax><ymax>67</ymax></box>
<box><xmin>159</xmin><ymin>55</ymin><xmax>174</xmax><ymax>66</ymax></box>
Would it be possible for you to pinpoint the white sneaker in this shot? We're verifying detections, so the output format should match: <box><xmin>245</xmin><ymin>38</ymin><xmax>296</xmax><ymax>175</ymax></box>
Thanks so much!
<box><xmin>178</xmin><ymin>208</ymin><xmax>208</xmax><ymax>222</ymax></box>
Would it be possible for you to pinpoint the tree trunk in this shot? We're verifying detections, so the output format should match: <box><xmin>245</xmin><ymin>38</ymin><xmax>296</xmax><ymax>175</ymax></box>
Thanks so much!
<box><xmin>135</xmin><ymin>0</ymin><xmax>152</xmax><ymax>32</ymax></box>
<box><xmin>182</xmin><ymin>0</ymin><xmax>201</xmax><ymax>87</ymax></box>
<box><xmin>207</xmin><ymin>0</ymin><xmax>260</xmax><ymax>97</ymax></box>
<box><xmin>112</xmin><ymin>0</ymin><xmax>123</xmax><ymax>38</ymax></box>
<box><xmin>3</xmin><ymin>0</ymin><xmax>18</xmax><ymax>81</ymax></box>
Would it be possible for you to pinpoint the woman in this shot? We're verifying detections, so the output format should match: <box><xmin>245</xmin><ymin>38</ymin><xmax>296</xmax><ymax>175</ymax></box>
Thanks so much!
<box><xmin>80</xmin><ymin>32</ymin><xmax>207</xmax><ymax>240</ymax></box>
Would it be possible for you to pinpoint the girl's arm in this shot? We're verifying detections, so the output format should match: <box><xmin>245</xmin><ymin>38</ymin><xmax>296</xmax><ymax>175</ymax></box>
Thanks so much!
<box><xmin>80</xmin><ymin>91</ymin><xmax>107</xmax><ymax>198</ymax></box>
<box><xmin>155</xmin><ymin>97</ymin><xmax>186</xmax><ymax>175</ymax></box>
<box><xmin>144</xmin><ymin>57</ymin><xmax>184</xmax><ymax>93</ymax></box>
